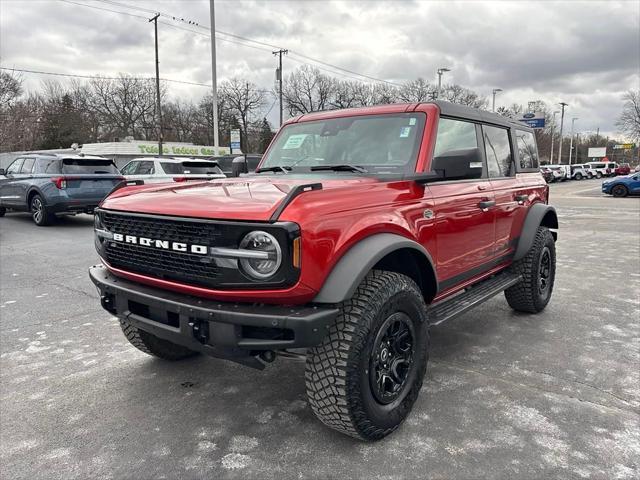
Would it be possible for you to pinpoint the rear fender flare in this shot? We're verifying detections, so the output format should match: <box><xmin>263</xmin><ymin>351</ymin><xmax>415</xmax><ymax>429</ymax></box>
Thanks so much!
<box><xmin>312</xmin><ymin>233</ymin><xmax>437</xmax><ymax>304</ymax></box>
<box><xmin>513</xmin><ymin>203</ymin><xmax>558</xmax><ymax>261</ymax></box>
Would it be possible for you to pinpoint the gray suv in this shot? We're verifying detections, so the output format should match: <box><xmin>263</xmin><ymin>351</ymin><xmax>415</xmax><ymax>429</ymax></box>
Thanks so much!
<box><xmin>0</xmin><ymin>153</ymin><xmax>124</xmax><ymax>226</ymax></box>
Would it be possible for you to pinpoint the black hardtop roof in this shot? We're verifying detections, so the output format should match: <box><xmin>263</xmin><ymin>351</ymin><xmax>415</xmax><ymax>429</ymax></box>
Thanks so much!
<box><xmin>431</xmin><ymin>101</ymin><xmax>535</xmax><ymax>132</ymax></box>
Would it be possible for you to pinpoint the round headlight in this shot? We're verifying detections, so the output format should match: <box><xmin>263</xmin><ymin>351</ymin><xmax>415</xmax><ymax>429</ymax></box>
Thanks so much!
<box><xmin>239</xmin><ymin>231</ymin><xmax>282</xmax><ymax>280</ymax></box>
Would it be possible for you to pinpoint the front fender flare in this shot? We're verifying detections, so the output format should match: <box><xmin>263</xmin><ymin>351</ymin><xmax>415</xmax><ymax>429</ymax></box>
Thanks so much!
<box><xmin>513</xmin><ymin>203</ymin><xmax>558</xmax><ymax>261</ymax></box>
<box><xmin>312</xmin><ymin>233</ymin><xmax>437</xmax><ymax>304</ymax></box>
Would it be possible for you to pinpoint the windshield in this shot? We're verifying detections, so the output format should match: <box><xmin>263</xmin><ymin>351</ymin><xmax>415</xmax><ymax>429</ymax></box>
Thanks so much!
<box><xmin>161</xmin><ymin>161</ymin><xmax>223</xmax><ymax>175</ymax></box>
<box><xmin>260</xmin><ymin>113</ymin><xmax>426</xmax><ymax>174</ymax></box>
<box><xmin>61</xmin><ymin>159</ymin><xmax>119</xmax><ymax>174</ymax></box>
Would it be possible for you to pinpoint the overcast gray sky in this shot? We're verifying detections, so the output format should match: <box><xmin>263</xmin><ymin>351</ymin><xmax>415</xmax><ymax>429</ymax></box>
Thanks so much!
<box><xmin>1</xmin><ymin>0</ymin><xmax>638</xmax><ymax>138</ymax></box>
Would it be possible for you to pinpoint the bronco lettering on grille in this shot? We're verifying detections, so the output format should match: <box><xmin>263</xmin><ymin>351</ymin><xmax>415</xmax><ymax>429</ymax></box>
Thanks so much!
<box><xmin>112</xmin><ymin>233</ymin><xmax>208</xmax><ymax>255</ymax></box>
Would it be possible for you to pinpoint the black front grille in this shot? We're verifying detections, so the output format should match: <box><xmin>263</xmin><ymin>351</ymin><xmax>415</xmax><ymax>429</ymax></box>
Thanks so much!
<box><xmin>101</xmin><ymin>211</ymin><xmax>227</xmax><ymax>288</ymax></box>
<box><xmin>97</xmin><ymin>210</ymin><xmax>299</xmax><ymax>290</ymax></box>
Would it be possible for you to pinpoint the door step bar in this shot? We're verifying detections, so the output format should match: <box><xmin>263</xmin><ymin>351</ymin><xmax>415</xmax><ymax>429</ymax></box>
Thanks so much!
<box><xmin>428</xmin><ymin>272</ymin><xmax>522</xmax><ymax>325</ymax></box>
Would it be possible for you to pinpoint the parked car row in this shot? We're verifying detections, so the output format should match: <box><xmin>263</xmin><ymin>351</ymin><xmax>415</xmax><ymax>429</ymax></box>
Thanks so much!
<box><xmin>0</xmin><ymin>153</ymin><xmax>264</xmax><ymax>225</ymax></box>
<box><xmin>539</xmin><ymin>161</ymin><xmax>633</xmax><ymax>183</ymax></box>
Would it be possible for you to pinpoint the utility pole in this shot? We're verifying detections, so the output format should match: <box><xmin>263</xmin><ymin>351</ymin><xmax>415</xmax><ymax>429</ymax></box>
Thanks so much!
<box><xmin>437</xmin><ymin>67</ymin><xmax>450</xmax><ymax>99</ymax></box>
<box><xmin>149</xmin><ymin>13</ymin><xmax>163</xmax><ymax>156</ymax></box>
<box><xmin>557</xmin><ymin>102</ymin><xmax>568</xmax><ymax>164</ymax></box>
<box><xmin>550</xmin><ymin>110</ymin><xmax>559</xmax><ymax>163</ymax></box>
<box><xmin>492</xmin><ymin>88</ymin><xmax>502</xmax><ymax>112</ymax></box>
<box><xmin>568</xmin><ymin>117</ymin><xmax>578</xmax><ymax>164</ymax></box>
<box><xmin>596</xmin><ymin>127</ymin><xmax>600</xmax><ymax>144</ymax></box>
<box><xmin>209</xmin><ymin>0</ymin><xmax>219</xmax><ymax>156</ymax></box>
<box><xmin>272</xmin><ymin>49</ymin><xmax>288</xmax><ymax>127</ymax></box>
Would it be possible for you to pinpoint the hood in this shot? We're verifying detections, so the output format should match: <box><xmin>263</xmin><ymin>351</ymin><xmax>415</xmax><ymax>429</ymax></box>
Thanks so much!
<box><xmin>100</xmin><ymin>176</ymin><xmax>378</xmax><ymax>221</ymax></box>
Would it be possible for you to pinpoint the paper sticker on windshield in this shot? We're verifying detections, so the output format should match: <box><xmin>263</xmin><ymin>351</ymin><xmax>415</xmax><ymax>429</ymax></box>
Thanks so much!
<box><xmin>283</xmin><ymin>134</ymin><xmax>308</xmax><ymax>149</ymax></box>
<box><xmin>409</xmin><ymin>118</ymin><xmax>417</xmax><ymax>126</ymax></box>
<box><xmin>399</xmin><ymin>126</ymin><xmax>411</xmax><ymax>138</ymax></box>
<box><xmin>470</xmin><ymin>162</ymin><xmax>483</xmax><ymax>169</ymax></box>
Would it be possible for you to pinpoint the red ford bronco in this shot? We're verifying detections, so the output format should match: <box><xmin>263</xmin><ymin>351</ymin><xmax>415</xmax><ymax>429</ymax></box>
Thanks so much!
<box><xmin>90</xmin><ymin>101</ymin><xmax>558</xmax><ymax>440</ymax></box>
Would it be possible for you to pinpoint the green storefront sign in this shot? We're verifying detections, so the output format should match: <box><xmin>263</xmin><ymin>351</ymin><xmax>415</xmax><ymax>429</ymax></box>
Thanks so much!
<box><xmin>137</xmin><ymin>144</ymin><xmax>228</xmax><ymax>156</ymax></box>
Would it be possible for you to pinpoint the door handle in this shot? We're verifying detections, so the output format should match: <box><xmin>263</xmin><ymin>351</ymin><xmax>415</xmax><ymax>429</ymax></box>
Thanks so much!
<box><xmin>478</xmin><ymin>200</ymin><xmax>496</xmax><ymax>211</ymax></box>
<box><xmin>515</xmin><ymin>194</ymin><xmax>528</xmax><ymax>205</ymax></box>
<box><xmin>477</xmin><ymin>184</ymin><xmax>487</xmax><ymax>191</ymax></box>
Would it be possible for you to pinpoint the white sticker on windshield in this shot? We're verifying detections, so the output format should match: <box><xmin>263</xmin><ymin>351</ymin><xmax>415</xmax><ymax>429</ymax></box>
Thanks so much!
<box><xmin>282</xmin><ymin>134</ymin><xmax>308</xmax><ymax>150</ymax></box>
<box><xmin>399</xmin><ymin>126</ymin><xmax>411</xmax><ymax>138</ymax></box>
<box><xmin>409</xmin><ymin>118</ymin><xmax>417</xmax><ymax>126</ymax></box>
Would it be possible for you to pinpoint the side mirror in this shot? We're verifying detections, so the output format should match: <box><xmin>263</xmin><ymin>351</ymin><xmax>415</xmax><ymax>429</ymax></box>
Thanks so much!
<box><xmin>432</xmin><ymin>148</ymin><xmax>483</xmax><ymax>180</ymax></box>
<box><xmin>231</xmin><ymin>156</ymin><xmax>249</xmax><ymax>177</ymax></box>
<box><xmin>0</xmin><ymin>168</ymin><xmax>5</xmax><ymax>176</ymax></box>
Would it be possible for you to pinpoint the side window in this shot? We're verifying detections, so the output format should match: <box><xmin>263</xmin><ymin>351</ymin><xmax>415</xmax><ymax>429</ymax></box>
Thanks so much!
<box><xmin>483</xmin><ymin>125</ymin><xmax>513</xmax><ymax>177</ymax></box>
<box><xmin>6</xmin><ymin>158</ymin><xmax>24</xmax><ymax>174</ymax></box>
<box><xmin>121</xmin><ymin>161</ymin><xmax>139</xmax><ymax>175</ymax></box>
<box><xmin>20</xmin><ymin>158</ymin><xmax>36</xmax><ymax>173</ymax></box>
<box><xmin>433</xmin><ymin>118</ymin><xmax>479</xmax><ymax>158</ymax></box>
<box><xmin>44</xmin><ymin>160</ymin><xmax>62</xmax><ymax>173</ymax></box>
<box><xmin>515</xmin><ymin>130</ymin><xmax>539</xmax><ymax>169</ymax></box>
<box><xmin>136</xmin><ymin>161</ymin><xmax>155</xmax><ymax>175</ymax></box>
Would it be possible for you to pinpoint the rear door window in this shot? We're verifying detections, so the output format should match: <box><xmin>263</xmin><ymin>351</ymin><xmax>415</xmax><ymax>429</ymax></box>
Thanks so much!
<box><xmin>433</xmin><ymin>118</ymin><xmax>479</xmax><ymax>157</ymax></box>
<box><xmin>515</xmin><ymin>130</ymin><xmax>539</xmax><ymax>169</ymax></box>
<box><xmin>120</xmin><ymin>161</ymin><xmax>139</xmax><ymax>175</ymax></box>
<box><xmin>61</xmin><ymin>159</ymin><xmax>119</xmax><ymax>174</ymax></box>
<box><xmin>483</xmin><ymin>125</ymin><xmax>513</xmax><ymax>177</ymax></box>
<box><xmin>135</xmin><ymin>161</ymin><xmax>155</xmax><ymax>175</ymax></box>
<box><xmin>44</xmin><ymin>159</ymin><xmax>62</xmax><ymax>173</ymax></box>
<box><xmin>20</xmin><ymin>158</ymin><xmax>36</xmax><ymax>173</ymax></box>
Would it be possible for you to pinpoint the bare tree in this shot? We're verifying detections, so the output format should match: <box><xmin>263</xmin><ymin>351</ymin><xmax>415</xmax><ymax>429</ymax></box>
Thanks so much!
<box><xmin>0</xmin><ymin>70</ymin><xmax>23</xmax><ymax>108</ymax></box>
<box><xmin>616</xmin><ymin>89</ymin><xmax>640</xmax><ymax>141</ymax></box>
<box><xmin>220</xmin><ymin>78</ymin><xmax>267</xmax><ymax>150</ymax></box>
<box><xmin>441</xmin><ymin>84</ymin><xmax>487</xmax><ymax>108</ymax></box>
<box><xmin>283</xmin><ymin>66</ymin><xmax>334</xmax><ymax>115</ymax></box>
<box><xmin>398</xmin><ymin>78</ymin><xmax>434</xmax><ymax>102</ymax></box>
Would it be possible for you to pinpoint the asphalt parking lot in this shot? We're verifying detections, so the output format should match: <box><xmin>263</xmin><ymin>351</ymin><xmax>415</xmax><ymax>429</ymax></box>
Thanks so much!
<box><xmin>1</xmin><ymin>179</ymin><xmax>639</xmax><ymax>479</ymax></box>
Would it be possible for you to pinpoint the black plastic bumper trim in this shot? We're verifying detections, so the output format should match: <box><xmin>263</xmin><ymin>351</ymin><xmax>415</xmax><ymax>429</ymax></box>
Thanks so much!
<box><xmin>89</xmin><ymin>265</ymin><xmax>338</xmax><ymax>355</ymax></box>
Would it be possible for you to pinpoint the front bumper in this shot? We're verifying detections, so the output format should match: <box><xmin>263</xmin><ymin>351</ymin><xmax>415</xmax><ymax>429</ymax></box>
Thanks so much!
<box><xmin>89</xmin><ymin>265</ymin><xmax>338</xmax><ymax>367</ymax></box>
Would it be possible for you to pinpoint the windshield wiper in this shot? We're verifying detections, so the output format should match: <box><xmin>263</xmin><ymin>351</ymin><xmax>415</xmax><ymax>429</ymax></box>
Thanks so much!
<box><xmin>255</xmin><ymin>166</ymin><xmax>292</xmax><ymax>174</ymax></box>
<box><xmin>310</xmin><ymin>164</ymin><xmax>368</xmax><ymax>173</ymax></box>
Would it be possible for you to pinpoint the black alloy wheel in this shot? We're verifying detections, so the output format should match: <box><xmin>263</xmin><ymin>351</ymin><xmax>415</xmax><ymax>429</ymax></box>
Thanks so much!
<box><xmin>370</xmin><ymin>313</ymin><xmax>415</xmax><ymax>405</ymax></box>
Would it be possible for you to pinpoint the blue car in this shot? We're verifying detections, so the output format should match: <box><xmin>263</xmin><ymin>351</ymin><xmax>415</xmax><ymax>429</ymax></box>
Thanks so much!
<box><xmin>602</xmin><ymin>173</ymin><xmax>640</xmax><ymax>197</ymax></box>
<box><xmin>0</xmin><ymin>153</ymin><xmax>124</xmax><ymax>225</ymax></box>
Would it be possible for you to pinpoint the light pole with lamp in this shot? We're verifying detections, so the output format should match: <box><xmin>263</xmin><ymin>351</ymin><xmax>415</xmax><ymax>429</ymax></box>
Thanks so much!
<box><xmin>492</xmin><ymin>88</ymin><xmax>502</xmax><ymax>112</ymax></box>
<box><xmin>568</xmin><ymin>117</ymin><xmax>578</xmax><ymax>164</ymax></box>
<box><xmin>549</xmin><ymin>110</ymin><xmax>559</xmax><ymax>164</ymax></box>
<box><xmin>437</xmin><ymin>67</ymin><xmax>450</xmax><ymax>99</ymax></box>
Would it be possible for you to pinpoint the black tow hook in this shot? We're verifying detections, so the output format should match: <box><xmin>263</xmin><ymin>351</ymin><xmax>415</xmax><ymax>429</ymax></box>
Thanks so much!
<box><xmin>189</xmin><ymin>319</ymin><xmax>210</xmax><ymax>344</ymax></box>
<box><xmin>100</xmin><ymin>294</ymin><xmax>117</xmax><ymax>314</ymax></box>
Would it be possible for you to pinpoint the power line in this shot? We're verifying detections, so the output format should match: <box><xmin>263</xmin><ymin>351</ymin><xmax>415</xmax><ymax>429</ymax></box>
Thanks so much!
<box><xmin>83</xmin><ymin>0</ymin><xmax>399</xmax><ymax>86</ymax></box>
<box><xmin>0</xmin><ymin>67</ymin><xmax>273</xmax><ymax>95</ymax></box>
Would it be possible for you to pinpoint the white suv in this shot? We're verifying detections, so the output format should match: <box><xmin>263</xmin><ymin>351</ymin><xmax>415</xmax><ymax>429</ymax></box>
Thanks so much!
<box><xmin>569</xmin><ymin>164</ymin><xmax>589</xmax><ymax>180</ymax></box>
<box><xmin>585</xmin><ymin>161</ymin><xmax>616</xmax><ymax>179</ymax></box>
<box><xmin>120</xmin><ymin>157</ymin><xmax>226</xmax><ymax>183</ymax></box>
<box><xmin>546</xmin><ymin>165</ymin><xmax>567</xmax><ymax>182</ymax></box>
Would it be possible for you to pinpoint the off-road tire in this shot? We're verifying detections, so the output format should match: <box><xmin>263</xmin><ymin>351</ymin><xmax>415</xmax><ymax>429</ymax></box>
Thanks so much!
<box><xmin>30</xmin><ymin>194</ymin><xmax>55</xmax><ymax>226</ymax></box>
<box><xmin>596</xmin><ymin>172</ymin><xmax>603</xmax><ymax>179</ymax></box>
<box><xmin>0</xmin><ymin>206</ymin><xmax>6</xmax><ymax>217</ymax></box>
<box><xmin>574</xmin><ymin>173</ymin><xmax>583</xmax><ymax>180</ymax></box>
<box><xmin>305</xmin><ymin>270</ymin><xmax>429</xmax><ymax>441</ymax></box>
<box><xmin>612</xmin><ymin>185</ymin><xmax>628</xmax><ymax>197</ymax></box>
<box><xmin>505</xmin><ymin>227</ymin><xmax>556</xmax><ymax>313</ymax></box>
<box><xmin>119</xmin><ymin>319</ymin><xmax>199</xmax><ymax>361</ymax></box>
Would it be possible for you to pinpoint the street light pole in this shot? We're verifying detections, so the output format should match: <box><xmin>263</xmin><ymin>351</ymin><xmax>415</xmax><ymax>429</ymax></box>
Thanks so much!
<box><xmin>492</xmin><ymin>88</ymin><xmax>502</xmax><ymax>112</ymax></box>
<box><xmin>568</xmin><ymin>117</ymin><xmax>578</xmax><ymax>164</ymax></box>
<box><xmin>549</xmin><ymin>110</ymin><xmax>559</xmax><ymax>164</ymax></box>
<box><xmin>149</xmin><ymin>13</ymin><xmax>163</xmax><ymax>157</ymax></box>
<box><xmin>209</xmin><ymin>0</ymin><xmax>219</xmax><ymax>156</ymax></box>
<box><xmin>557</xmin><ymin>102</ymin><xmax>568</xmax><ymax>164</ymax></box>
<box><xmin>436</xmin><ymin>67</ymin><xmax>450</xmax><ymax>99</ymax></box>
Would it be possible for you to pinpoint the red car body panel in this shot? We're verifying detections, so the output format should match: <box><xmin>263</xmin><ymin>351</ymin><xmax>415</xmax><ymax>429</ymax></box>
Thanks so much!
<box><xmin>99</xmin><ymin>103</ymin><xmax>547</xmax><ymax>305</ymax></box>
